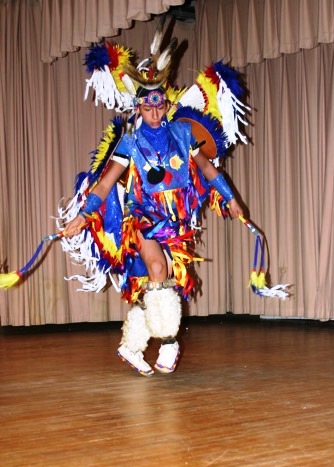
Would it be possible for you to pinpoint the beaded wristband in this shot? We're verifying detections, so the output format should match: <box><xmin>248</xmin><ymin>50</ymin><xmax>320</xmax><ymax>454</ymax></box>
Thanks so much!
<box><xmin>210</xmin><ymin>173</ymin><xmax>234</xmax><ymax>201</ymax></box>
<box><xmin>79</xmin><ymin>193</ymin><xmax>102</xmax><ymax>217</ymax></box>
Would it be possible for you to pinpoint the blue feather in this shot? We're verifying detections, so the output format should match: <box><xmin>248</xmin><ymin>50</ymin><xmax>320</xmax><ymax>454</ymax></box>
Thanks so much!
<box><xmin>213</xmin><ymin>61</ymin><xmax>245</xmax><ymax>99</ymax></box>
<box><xmin>74</xmin><ymin>172</ymin><xmax>89</xmax><ymax>193</ymax></box>
<box><xmin>84</xmin><ymin>43</ymin><xmax>110</xmax><ymax>73</ymax></box>
<box><xmin>172</xmin><ymin>106</ymin><xmax>228</xmax><ymax>158</ymax></box>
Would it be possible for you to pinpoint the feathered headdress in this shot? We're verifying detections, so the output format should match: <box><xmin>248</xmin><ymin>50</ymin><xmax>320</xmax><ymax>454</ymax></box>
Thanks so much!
<box><xmin>84</xmin><ymin>15</ymin><xmax>177</xmax><ymax>113</ymax></box>
<box><xmin>83</xmin><ymin>15</ymin><xmax>250</xmax><ymax>159</ymax></box>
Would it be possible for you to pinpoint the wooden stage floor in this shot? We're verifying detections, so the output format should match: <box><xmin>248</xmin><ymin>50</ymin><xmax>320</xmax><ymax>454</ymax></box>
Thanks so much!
<box><xmin>1</xmin><ymin>316</ymin><xmax>334</xmax><ymax>467</ymax></box>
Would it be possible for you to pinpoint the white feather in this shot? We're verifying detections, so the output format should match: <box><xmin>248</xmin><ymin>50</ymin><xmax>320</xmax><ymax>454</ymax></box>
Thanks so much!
<box><xmin>157</xmin><ymin>49</ymin><xmax>171</xmax><ymax>71</ymax></box>
<box><xmin>178</xmin><ymin>84</ymin><xmax>206</xmax><ymax>111</ymax></box>
<box><xmin>150</xmin><ymin>15</ymin><xmax>166</xmax><ymax>56</ymax></box>
<box><xmin>121</xmin><ymin>73</ymin><xmax>137</xmax><ymax>97</ymax></box>
<box><xmin>85</xmin><ymin>66</ymin><xmax>134</xmax><ymax>112</ymax></box>
<box><xmin>257</xmin><ymin>284</ymin><xmax>290</xmax><ymax>300</ymax></box>
<box><xmin>157</xmin><ymin>38</ymin><xmax>177</xmax><ymax>71</ymax></box>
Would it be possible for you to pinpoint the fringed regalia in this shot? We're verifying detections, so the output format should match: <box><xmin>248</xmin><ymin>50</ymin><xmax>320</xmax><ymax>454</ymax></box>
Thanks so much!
<box><xmin>0</xmin><ymin>16</ymin><xmax>289</xmax><ymax>302</ymax></box>
<box><xmin>54</xmin><ymin>24</ymin><xmax>258</xmax><ymax>303</ymax></box>
<box><xmin>58</xmin><ymin>117</ymin><xmax>228</xmax><ymax>303</ymax></box>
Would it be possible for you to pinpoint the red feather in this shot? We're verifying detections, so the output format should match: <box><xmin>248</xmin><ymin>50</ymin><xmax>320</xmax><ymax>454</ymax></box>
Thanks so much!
<box><xmin>105</xmin><ymin>42</ymin><xmax>120</xmax><ymax>70</ymax></box>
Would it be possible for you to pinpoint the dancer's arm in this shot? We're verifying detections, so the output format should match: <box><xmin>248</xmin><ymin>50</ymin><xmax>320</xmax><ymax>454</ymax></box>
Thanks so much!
<box><xmin>193</xmin><ymin>151</ymin><xmax>243</xmax><ymax>218</ymax></box>
<box><xmin>64</xmin><ymin>160</ymin><xmax>126</xmax><ymax>237</ymax></box>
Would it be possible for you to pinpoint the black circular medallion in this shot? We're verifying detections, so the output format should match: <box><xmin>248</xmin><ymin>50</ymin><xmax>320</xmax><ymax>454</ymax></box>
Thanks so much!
<box><xmin>147</xmin><ymin>166</ymin><xmax>165</xmax><ymax>184</ymax></box>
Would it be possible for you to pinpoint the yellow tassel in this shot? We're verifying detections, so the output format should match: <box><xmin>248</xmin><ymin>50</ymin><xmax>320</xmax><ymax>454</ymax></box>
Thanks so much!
<box><xmin>256</xmin><ymin>271</ymin><xmax>266</xmax><ymax>289</ymax></box>
<box><xmin>0</xmin><ymin>272</ymin><xmax>21</xmax><ymax>289</ymax></box>
<box><xmin>249</xmin><ymin>270</ymin><xmax>266</xmax><ymax>290</ymax></box>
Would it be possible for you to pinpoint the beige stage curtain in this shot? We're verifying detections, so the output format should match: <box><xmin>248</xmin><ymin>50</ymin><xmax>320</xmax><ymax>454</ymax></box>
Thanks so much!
<box><xmin>39</xmin><ymin>0</ymin><xmax>186</xmax><ymax>63</ymax></box>
<box><xmin>0</xmin><ymin>1</ymin><xmax>195</xmax><ymax>325</ymax></box>
<box><xmin>195</xmin><ymin>0</ymin><xmax>334</xmax><ymax>67</ymax></box>
<box><xmin>190</xmin><ymin>0</ymin><xmax>334</xmax><ymax>321</ymax></box>
<box><xmin>1</xmin><ymin>0</ymin><xmax>334</xmax><ymax>325</ymax></box>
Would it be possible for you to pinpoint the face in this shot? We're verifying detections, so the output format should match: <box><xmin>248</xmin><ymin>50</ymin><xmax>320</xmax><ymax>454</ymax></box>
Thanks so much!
<box><xmin>139</xmin><ymin>102</ymin><xmax>169</xmax><ymax>128</ymax></box>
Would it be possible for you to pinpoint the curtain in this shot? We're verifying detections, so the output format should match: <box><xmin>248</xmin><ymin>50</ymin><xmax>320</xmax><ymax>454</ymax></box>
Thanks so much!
<box><xmin>191</xmin><ymin>0</ymin><xmax>334</xmax><ymax>321</ymax></box>
<box><xmin>195</xmin><ymin>0</ymin><xmax>334</xmax><ymax>67</ymax></box>
<box><xmin>39</xmin><ymin>0</ymin><xmax>186</xmax><ymax>63</ymax></box>
<box><xmin>223</xmin><ymin>47</ymin><xmax>334</xmax><ymax>320</ymax></box>
<box><xmin>1</xmin><ymin>0</ymin><xmax>334</xmax><ymax>325</ymax></box>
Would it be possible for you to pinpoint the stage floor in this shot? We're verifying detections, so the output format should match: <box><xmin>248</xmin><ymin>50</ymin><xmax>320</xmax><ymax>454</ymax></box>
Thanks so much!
<box><xmin>1</xmin><ymin>316</ymin><xmax>334</xmax><ymax>466</ymax></box>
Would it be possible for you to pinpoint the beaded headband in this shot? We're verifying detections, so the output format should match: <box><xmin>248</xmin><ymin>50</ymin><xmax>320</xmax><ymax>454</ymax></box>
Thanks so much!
<box><xmin>134</xmin><ymin>89</ymin><xmax>166</xmax><ymax>108</ymax></box>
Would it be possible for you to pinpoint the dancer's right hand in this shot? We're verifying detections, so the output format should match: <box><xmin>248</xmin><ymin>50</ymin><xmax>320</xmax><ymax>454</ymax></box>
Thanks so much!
<box><xmin>63</xmin><ymin>214</ymin><xmax>86</xmax><ymax>237</ymax></box>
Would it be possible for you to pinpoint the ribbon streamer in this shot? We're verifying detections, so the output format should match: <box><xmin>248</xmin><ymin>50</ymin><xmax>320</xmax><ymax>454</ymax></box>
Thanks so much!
<box><xmin>227</xmin><ymin>204</ymin><xmax>289</xmax><ymax>299</ymax></box>
<box><xmin>0</xmin><ymin>232</ymin><xmax>64</xmax><ymax>289</ymax></box>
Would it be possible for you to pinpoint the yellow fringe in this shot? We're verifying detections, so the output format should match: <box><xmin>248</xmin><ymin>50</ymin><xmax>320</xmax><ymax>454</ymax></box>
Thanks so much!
<box><xmin>210</xmin><ymin>190</ymin><xmax>223</xmax><ymax>216</ymax></box>
<box><xmin>130</xmin><ymin>276</ymin><xmax>149</xmax><ymax>303</ymax></box>
<box><xmin>164</xmin><ymin>191</ymin><xmax>176</xmax><ymax>221</ymax></box>
<box><xmin>89</xmin><ymin>213</ymin><xmax>123</xmax><ymax>262</ymax></box>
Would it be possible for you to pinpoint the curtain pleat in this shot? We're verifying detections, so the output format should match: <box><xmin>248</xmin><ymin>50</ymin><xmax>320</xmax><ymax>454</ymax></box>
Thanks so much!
<box><xmin>0</xmin><ymin>1</ymin><xmax>9</xmax><ymax>324</ymax></box>
<box><xmin>314</xmin><ymin>44</ymin><xmax>334</xmax><ymax>319</ymax></box>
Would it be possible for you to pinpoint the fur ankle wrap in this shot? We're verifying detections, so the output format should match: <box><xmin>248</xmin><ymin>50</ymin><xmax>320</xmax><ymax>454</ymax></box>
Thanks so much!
<box><xmin>144</xmin><ymin>287</ymin><xmax>182</xmax><ymax>339</ymax></box>
<box><xmin>120</xmin><ymin>305</ymin><xmax>151</xmax><ymax>352</ymax></box>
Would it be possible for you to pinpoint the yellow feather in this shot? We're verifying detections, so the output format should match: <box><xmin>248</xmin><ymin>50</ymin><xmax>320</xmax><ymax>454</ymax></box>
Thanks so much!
<box><xmin>109</xmin><ymin>45</ymin><xmax>134</xmax><ymax>93</ymax></box>
<box><xmin>91</xmin><ymin>123</ymin><xmax>117</xmax><ymax>174</ymax></box>
<box><xmin>256</xmin><ymin>271</ymin><xmax>267</xmax><ymax>289</ymax></box>
<box><xmin>196</xmin><ymin>72</ymin><xmax>221</xmax><ymax>120</ymax></box>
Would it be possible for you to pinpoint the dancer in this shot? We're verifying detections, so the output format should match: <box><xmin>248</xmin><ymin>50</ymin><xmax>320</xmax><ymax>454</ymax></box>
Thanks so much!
<box><xmin>59</xmin><ymin>18</ymin><xmax>249</xmax><ymax>376</ymax></box>
<box><xmin>64</xmin><ymin>84</ymin><xmax>243</xmax><ymax>376</ymax></box>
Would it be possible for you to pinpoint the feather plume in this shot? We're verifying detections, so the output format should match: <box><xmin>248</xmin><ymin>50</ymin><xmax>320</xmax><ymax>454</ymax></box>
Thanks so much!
<box><xmin>150</xmin><ymin>15</ymin><xmax>166</xmax><ymax>56</ymax></box>
<box><xmin>84</xmin><ymin>43</ymin><xmax>110</xmax><ymax>73</ymax></box>
<box><xmin>157</xmin><ymin>37</ymin><xmax>177</xmax><ymax>71</ymax></box>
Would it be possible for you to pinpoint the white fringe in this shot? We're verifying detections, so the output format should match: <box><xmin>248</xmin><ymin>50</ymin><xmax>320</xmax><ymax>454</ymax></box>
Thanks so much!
<box><xmin>216</xmin><ymin>72</ymin><xmax>251</xmax><ymax>146</ymax></box>
<box><xmin>56</xmin><ymin>176</ymin><xmax>122</xmax><ymax>294</ymax></box>
<box><xmin>190</xmin><ymin>212</ymin><xmax>202</xmax><ymax>231</ymax></box>
<box><xmin>84</xmin><ymin>65</ymin><xmax>134</xmax><ymax>112</ymax></box>
<box><xmin>257</xmin><ymin>284</ymin><xmax>290</xmax><ymax>300</ymax></box>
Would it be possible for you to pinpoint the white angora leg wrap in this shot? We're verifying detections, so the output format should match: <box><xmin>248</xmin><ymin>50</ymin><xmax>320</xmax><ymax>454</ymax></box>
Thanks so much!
<box><xmin>144</xmin><ymin>288</ymin><xmax>182</xmax><ymax>339</ymax></box>
<box><xmin>120</xmin><ymin>306</ymin><xmax>151</xmax><ymax>353</ymax></box>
